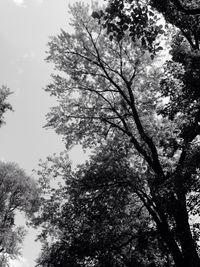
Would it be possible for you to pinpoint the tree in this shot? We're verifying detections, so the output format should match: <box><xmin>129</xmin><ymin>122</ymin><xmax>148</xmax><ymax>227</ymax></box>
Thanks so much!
<box><xmin>0</xmin><ymin>161</ymin><xmax>39</xmax><ymax>265</ymax></box>
<box><xmin>0</xmin><ymin>85</ymin><xmax>12</xmax><ymax>126</ymax></box>
<box><xmin>0</xmin><ymin>74</ymin><xmax>37</xmax><ymax>266</ymax></box>
<box><xmin>34</xmin><ymin>141</ymin><xmax>172</xmax><ymax>267</ymax></box>
<box><xmin>39</xmin><ymin>2</ymin><xmax>200</xmax><ymax>266</ymax></box>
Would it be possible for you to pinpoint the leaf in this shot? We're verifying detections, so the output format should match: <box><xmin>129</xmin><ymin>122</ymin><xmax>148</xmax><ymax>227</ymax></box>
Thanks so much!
<box><xmin>91</xmin><ymin>11</ymin><xmax>100</xmax><ymax>20</ymax></box>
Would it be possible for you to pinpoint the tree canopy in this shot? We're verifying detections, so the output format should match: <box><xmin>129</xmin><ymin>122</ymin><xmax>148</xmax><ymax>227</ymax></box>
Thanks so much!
<box><xmin>33</xmin><ymin>1</ymin><xmax>200</xmax><ymax>267</ymax></box>
<box><xmin>34</xmin><ymin>141</ymin><xmax>172</xmax><ymax>267</ymax></box>
<box><xmin>0</xmin><ymin>162</ymin><xmax>39</xmax><ymax>265</ymax></box>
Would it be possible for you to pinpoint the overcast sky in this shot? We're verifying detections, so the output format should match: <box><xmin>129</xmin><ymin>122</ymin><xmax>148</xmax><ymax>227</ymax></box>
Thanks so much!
<box><xmin>0</xmin><ymin>0</ymin><xmax>95</xmax><ymax>266</ymax></box>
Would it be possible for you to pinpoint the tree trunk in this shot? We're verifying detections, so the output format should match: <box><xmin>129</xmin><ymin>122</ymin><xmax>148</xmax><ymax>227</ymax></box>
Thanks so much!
<box><xmin>158</xmin><ymin>221</ymin><xmax>184</xmax><ymax>267</ymax></box>
<box><xmin>173</xmin><ymin>193</ymin><xmax>200</xmax><ymax>267</ymax></box>
<box><xmin>138</xmin><ymin>191</ymin><xmax>184</xmax><ymax>267</ymax></box>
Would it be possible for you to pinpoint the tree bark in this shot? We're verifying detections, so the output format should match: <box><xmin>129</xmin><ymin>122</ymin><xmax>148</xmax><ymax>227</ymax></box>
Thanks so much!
<box><xmin>173</xmin><ymin>193</ymin><xmax>200</xmax><ymax>267</ymax></box>
<box><xmin>157</xmin><ymin>221</ymin><xmax>184</xmax><ymax>267</ymax></box>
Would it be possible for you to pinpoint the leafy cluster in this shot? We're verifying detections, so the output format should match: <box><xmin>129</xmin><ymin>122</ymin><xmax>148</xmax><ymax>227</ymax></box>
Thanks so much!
<box><xmin>0</xmin><ymin>162</ymin><xmax>39</xmax><ymax>265</ymax></box>
<box><xmin>92</xmin><ymin>0</ymin><xmax>165</xmax><ymax>55</ymax></box>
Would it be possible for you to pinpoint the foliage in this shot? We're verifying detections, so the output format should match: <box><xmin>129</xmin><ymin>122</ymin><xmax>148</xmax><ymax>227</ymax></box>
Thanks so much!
<box><xmin>0</xmin><ymin>162</ymin><xmax>40</xmax><ymax>264</ymax></box>
<box><xmin>150</xmin><ymin>0</ymin><xmax>200</xmax><ymax>49</ymax></box>
<box><xmin>35</xmin><ymin>1</ymin><xmax>200</xmax><ymax>267</ymax></box>
<box><xmin>45</xmin><ymin>3</ymin><xmax>166</xmax><ymax>153</ymax></box>
<box><xmin>92</xmin><ymin>0</ymin><xmax>166</xmax><ymax>57</ymax></box>
<box><xmin>34</xmin><ymin>142</ymin><xmax>172</xmax><ymax>267</ymax></box>
<box><xmin>0</xmin><ymin>86</ymin><xmax>12</xmax><ymax>126</ymax></box>
<box><xmin>99</xmin><ymin>0</ymin><xmax>200</xmax><ymax>49</ymax></box>
<box><xmin>158</xmin><ymin>38</ymin><xmax>200</xmax><ymax>141</ymax></box>
<box><xmin>167</xmin><ymin>0</ymin><xmax>200</xmax><ymax>15</ymax></box>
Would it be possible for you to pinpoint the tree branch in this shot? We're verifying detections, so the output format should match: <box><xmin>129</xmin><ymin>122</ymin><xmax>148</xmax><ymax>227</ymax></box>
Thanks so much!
<box><xmin>171</xmin><ymin>0</ymin><xmax>200</xmax><ymax>15</ymax></box>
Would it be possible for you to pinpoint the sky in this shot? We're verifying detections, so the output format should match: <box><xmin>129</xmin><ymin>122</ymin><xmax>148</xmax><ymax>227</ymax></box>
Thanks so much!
<box><xmin>0</xmin><ymin>0</ymin><xmax>94</xmax><ymax>266</ymax></box>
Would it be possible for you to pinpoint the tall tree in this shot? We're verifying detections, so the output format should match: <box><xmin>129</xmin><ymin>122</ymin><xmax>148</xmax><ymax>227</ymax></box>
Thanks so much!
<box><xmin>40</xmin><ymin>2</ymin><xmax>200</xmax><ymax>266</ymax></box>
<box><xmin>0</xmin><ymin>162</ymin><xmax>39</xmax><ymax>265</ymax></box>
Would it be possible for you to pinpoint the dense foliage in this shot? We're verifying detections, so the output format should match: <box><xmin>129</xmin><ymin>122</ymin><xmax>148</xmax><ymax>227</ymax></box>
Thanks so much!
<box><xmin>0</xmin><ymin>162</ymin><xmax>39</xmax><ymax>265</ymax></box>
<box><xmin>33</xmin><ymin>1</ymin><xmax>200</xmax><ymax>267</ymax></box>
<box><xmin>34</xmin><ymin>141</ymin><xmax>172</xmax><ymax>267</ymax></box>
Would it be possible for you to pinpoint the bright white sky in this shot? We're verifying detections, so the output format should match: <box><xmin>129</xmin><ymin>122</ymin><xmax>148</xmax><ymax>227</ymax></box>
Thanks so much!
<box><xmin>0</xmin><ymin>0</ymin><xmax>99</xmax><ymax>266</ymax></box>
